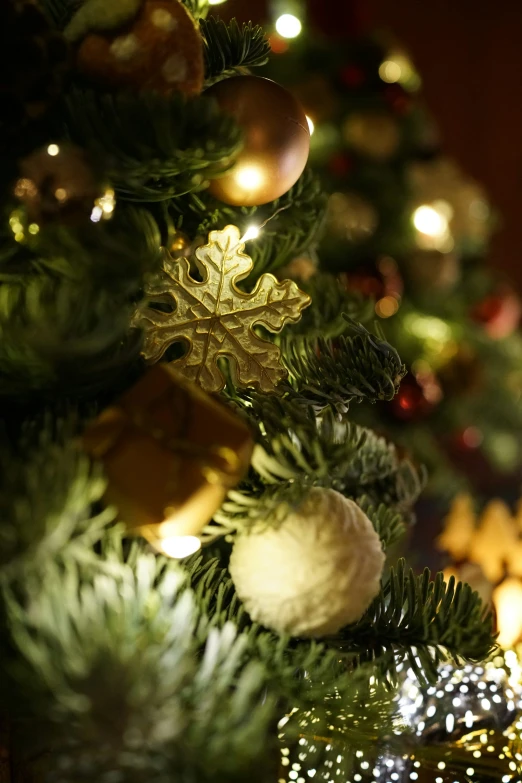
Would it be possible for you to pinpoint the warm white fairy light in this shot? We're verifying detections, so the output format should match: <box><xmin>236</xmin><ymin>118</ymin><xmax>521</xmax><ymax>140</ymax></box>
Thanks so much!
<box><xmin>275</xmin><ymin>13</ymin><xmax>302</xmax><ymax>38</ymax></box>
<box><xmin>306</xmin><ymin>116</ymin><xmax>315</xmax><ymax>135</ymax></box>
<box><xmin>158</xmin><ymin>535</ymin><xmax>201</xmax><ymax>559</ymax></box>
<box><xmin>413</xmin><ymin>204</ymin><xmax>448</xmax><ymax>237</ymax></box>
<box><xmin>47</xmin><ymin>143</ymin><xmax>60</xmax><ymax>156</ymax></box>
<box><xmin>241</xmin><ymin>225</ymin><xmax>261</xmax><ymax>242</ymax></box>
<box><xmin>91</xmin><ymin>187</ymin><xmax>116</xmax><ymax>223</ymax></box>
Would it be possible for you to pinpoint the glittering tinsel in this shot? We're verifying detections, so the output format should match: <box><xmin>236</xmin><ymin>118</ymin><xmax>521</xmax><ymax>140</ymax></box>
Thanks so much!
<box><xmin>278</xmin><ymin>654</ymin><xmax>522</xmax><ymax>783</ymax></box>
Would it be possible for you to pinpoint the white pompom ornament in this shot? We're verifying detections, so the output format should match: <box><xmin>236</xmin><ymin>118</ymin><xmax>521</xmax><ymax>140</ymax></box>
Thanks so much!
<box><xmin>229</xmin><ymin>488</ymin><xmax>385</xmax><ymax>637</ymax></box>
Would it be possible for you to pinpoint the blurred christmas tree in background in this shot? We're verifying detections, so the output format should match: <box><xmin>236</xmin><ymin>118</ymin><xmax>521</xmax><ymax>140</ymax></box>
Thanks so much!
<box><xmin>0</xmin><ymin>1</ymin><xmax>521</xmax><ymax>783</ymax></box>
<box><xmin>263</xmin><ymin>0</ymin><xmax>522</xmax><ymax>504</ymax></box>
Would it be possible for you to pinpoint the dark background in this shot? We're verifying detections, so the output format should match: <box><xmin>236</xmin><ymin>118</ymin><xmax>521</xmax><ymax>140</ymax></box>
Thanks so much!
<box><xmin>222</xmin><ymin>0</ymin><xmax>522</xmax><ymax>289</ymax></box>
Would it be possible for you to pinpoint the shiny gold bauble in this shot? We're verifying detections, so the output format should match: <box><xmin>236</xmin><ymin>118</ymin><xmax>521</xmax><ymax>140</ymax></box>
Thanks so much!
<box><xmin>205</xmin><ymin>76</ymin><xmax>310</xmax><ymax>206</ymax></box>
<box><xmin>326</xmin><ymin>191</ymin><xmax>378</xmax><ymax>242</ymax></box>
<box><xmin>343</xmin><ymin>111</ymin><xmax>400</xmax><ymax>160</ymax></box>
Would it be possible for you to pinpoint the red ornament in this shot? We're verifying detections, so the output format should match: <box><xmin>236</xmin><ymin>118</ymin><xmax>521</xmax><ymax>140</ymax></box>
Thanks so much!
<box><xmin>327</xmin><ymin>152</ymin><xmax>353</xmax><ymax>177</ymax></box>
<box><xmin>338</xmin><ymin>257</ymin><xmax>403</xmax><ymax>301</ymax></box>
<box><xmin>471</xmin><ymin>290</ymin><xmax>521</xmax><ymax>339</ymax></box>
<box><xmin>387</xmin><ymin>372</ymin><xmax>442</xmax><ymax>422</ymax></box>
<box><xmin>339</xmin><ymin>64</ymin><xmax>366</xmax><ymax>88</ymax></box>
<box><xmin>453</xmin><ymin>426</ymin><xmax>484</xmax><ymax>452</ymax></box>
<box><xmin>383</xmin><ymin>83</ymin><xmax>411</xmax><ymax>115</ymax></box>
<box><xmin>268</xmin><ymin>34</ymin><xmax>289</xmax><ymax>55</ymax></box>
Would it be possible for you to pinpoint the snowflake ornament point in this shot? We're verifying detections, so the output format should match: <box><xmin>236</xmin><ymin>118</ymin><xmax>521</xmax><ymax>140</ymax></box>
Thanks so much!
<box><xmin>133</xmin><ymin>225</ymin><xmax>311</xmax><ymax>393</ymax></box>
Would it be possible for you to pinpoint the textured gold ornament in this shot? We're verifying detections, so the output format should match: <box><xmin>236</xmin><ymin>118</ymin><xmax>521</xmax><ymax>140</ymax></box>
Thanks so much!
<box><xmin>133</xmin><ymin>225</ymin><xmax>311</xmax><ymax>393</ymax></box>
<box><xmin>438</xmin><ymin>493</ymin><xmax>522</xmax><ymax>647</ymax></box>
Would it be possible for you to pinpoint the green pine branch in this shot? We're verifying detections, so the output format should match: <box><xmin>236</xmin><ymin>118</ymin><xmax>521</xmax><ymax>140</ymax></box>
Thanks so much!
<box><xmin>167</xmin><ymin>167</ymin><xmax>327</xmax><ymax>277</ymax></box>
<box><xmin>212</xmin><ymin>394</ymin><xmax>422</xmax><ymax>536</ymax></box>
<box><xmin>64</xmin><ymin>88</ymin><xmax>243</xmax><ymax>201</ymax></box>
<box><xmin>334</xmin><ymin>559</ymin><xmax>496</xmax><ymax>685</ymax></box>
<box><xmin>3</xmin><ymin>545</ymin><xmax>275</xmax><ymax>783</ymax></box>
<box><xmin>0</xmin><ymin>423</ymin><xmax>113</xmax><ymax>583</ymax></box>
<box><xmin>285</xmin><ymin>273</ymin><xmax>375</xmax><ymax>340</ymax></box>
<box><xmin>280</xmin><ymin>321</ymin><xmax>406</xmax><ymax>413</ymax></box>
<box><xmin>201</xmin><ymin>18</ymin><xmax>271</xmax><ymax>80</ymax></box>
<box><xmin>0</xmin><ymin>207</ymin><xmax>159</xmax><ymax>395</ymax></box>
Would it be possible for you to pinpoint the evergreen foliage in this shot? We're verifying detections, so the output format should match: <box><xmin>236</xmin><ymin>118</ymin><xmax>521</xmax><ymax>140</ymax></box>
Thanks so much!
<box><xmin>0</xmin><ymin>1</ymin><xmax>499</xmax><ymax>781</ymax></box>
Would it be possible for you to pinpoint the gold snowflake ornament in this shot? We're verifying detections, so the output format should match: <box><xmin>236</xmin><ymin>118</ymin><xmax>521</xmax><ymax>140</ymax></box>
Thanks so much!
<box><xmin>133</xmin><ymin>225</ymin><xmax>311</xmax><ymax>393</ymax></box>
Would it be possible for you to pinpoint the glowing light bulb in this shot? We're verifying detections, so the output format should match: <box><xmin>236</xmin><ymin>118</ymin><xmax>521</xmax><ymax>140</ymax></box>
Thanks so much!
<box><xmin>413</xmin><ymin>205</ymin><xmax>448</xmax><ymax>237</ymax></box>
<box><xmin>159</xmin><ymin>535</ymin><xmax>201</xmax><ymax>559</ymax></box>
<box><xmin>306</xmin><ymin>116</ymin><xmax>315</xmax><ymax>135</ymax></box>
<box><xmin>494</xmin><ymin>578</ymin><xmax>522</xmax><ymax>648</ymax></box>
<box><xmin>379</xmin><ymin>60</ymin><xmax>402</xmax><ymax>83</ymax></box>
<box><xmin>375</xmin><ymin>295</ymin><xmax>399</xmax><ymax>318</ymax></box>
<box><xmin>275</xmin><ymin>13</ymin><xmax>302</xmax><ymax>39</ymax></box>
<box><xmin>47</xmin><ymin>144</ymin><xmax>60</xmax><ymax>156</ymax></box>
<box><xmin>241</xmin><ymin>225</ymin><xmax>261</xmax><ymax>242</ymax></box>
<box><xmin>235</xmin><ymin>165</ymin><xmax>264</xmax><ymax>191</ymax></box>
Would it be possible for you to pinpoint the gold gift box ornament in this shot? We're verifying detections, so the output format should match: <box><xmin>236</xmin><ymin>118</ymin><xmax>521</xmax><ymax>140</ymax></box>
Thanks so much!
<box><xmin>83</xmin><ymin>365</ymin><xmax>254</xmax><ymax>558</ymax></box>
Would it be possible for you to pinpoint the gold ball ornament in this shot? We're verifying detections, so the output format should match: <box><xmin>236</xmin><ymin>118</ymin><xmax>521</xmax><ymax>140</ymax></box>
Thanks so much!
<box><xmin>205</xmin><ymin>76</ymin><xmax>310</xmax><ymax>206</ymax></box>
<box><xmin>343</xmin><ymin>110</ymin><xmax>400</xmax><ymax>161</ymax></box>
<box><xmin>229</xmin><ymin>488</ymin><xmax>385</xmax><ymax>637</ymax></box>
<box><xmin>74</xmin><ymin>0</ymin><xmax>204</xmax><ymax>96</ymax></box>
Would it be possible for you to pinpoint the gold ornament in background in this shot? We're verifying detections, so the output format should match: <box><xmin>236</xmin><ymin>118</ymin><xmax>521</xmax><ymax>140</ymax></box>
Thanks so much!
<box><xmin>438</xmin><ymin>494</ymin><xmax>522</xmax><ymax>647</ymax></box>
<box><xmin>13</xmin><ymin>143</ymin><xmax>114</xmax><ymax>227</ymax></box>
<box><xmin>83</xmin><ymin>365</ymin><xmax>253</xmax><ymax>557</ymax></box>
<box><xmin>205</xmin><ymin>76</ymin><xmax>310</xmax><ymax>206</ymax></box>
<box><xmin>133</xmin><ymin>225</ymin><xmax>311</xmax><ymax>393</ymax></box>
<box><xmin>326</xmin><ymin>191</ymin><xmax>379</xmax><ymax>243</ymax></box>
<box><xmin>168</xmin><ymin>230</ymin><xmax>193</xmax><ymax>258</ymax></box>
<box><xmin>343</xmin><ymin>111</ymin><xmax>400</xmax><ymax>161</ymax></box>
<box><xmin>69</xmin><ymin>0</ymin><xmax>205</xmax><ymax>96</ymax></box>
<box><xmin>408</xmin><ymin>157</ymin><xmax>491</xmax><ymax>249</ymax></box>
<box><xmin>438</xmin><ymin>493</ymin><xmax>476</xmax><ymax>561</ymax></box>
<box><xmin>279</xmin><ymin>255</ymin><xmax>317</xmax><ymax>282</ymax></box>
<box><xmin>404</xmin><ymin>250</ymin><xmax>460</xmax><ymax>292</ymax></box>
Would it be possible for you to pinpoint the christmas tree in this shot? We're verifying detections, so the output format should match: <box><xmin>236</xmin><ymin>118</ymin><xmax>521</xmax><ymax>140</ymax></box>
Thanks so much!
<box><xmin>0</xmin><ymin>1</ymin><xmax>517</xmax><ymax>782</ymax></box>
<box><xmin>264</xmin><ymin>8</ymin><xmax>522</xmax><ymax>501</ymax></box>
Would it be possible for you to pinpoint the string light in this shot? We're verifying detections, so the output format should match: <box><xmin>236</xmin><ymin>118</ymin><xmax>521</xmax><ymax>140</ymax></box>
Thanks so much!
<box><xmin>91</xmin><ymin>187</ymin><xmax>116</xmax><ymax>222</ymax></box>
<box><xmin>275</xmin><ymin>13</ymin><xmax>302</xmax><ymax>39</ymax></box>
<box><xmin>375</xmin><ymin>295</ymin><xmax>399</xmax><ymax>318</ymax></box>
<box><xmin>47</xmin><ymin>143</ymin><xmax>60</xmax><ymax>156</ymax></box>
<box><xmin>241</xmin><ymin>225</ymin><xmax>261</xmax><ymax>242</ymax></box>
<box><xmin>413</xmin><ymin>205</ymin><xmax>448</xmax><ymax>237</ymax></box>
<box><xmin>158</xmin><ymin>535</ymin><xmax>201</xmax><ymax>559</ymax></box>
<box><xmin>306</xmin><ymin>116</ymin><xmax>315</xmax><ymax>135</ymax></box>
<box><xmin>238</xmin><ymin>202</ymin><xmax>293</xmax><ymax>249</ymax></box>
<box><xmin>379</xmin><ymin>60</ymin><xmax>402</xmax><ymax>84</ymax></box>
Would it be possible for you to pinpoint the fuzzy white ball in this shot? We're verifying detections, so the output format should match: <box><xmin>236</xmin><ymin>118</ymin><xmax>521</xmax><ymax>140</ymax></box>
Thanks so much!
<box><xmin>229</xmin><ymin>487</ymin><xmax>385</xmax><ymax>637</ymax></box>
